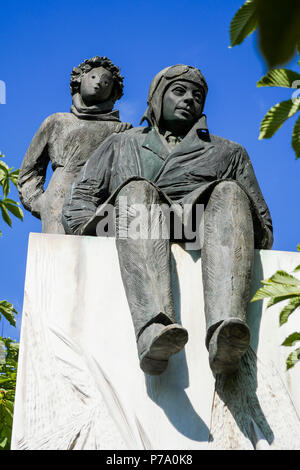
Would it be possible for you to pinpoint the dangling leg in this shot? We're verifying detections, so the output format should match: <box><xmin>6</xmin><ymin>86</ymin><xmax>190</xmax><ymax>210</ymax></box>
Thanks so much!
<box><xmin>201</xmin><ymin>181</ymin><xmax>254</xmax><ymax>374</ymax></box>
<box><xmin>115</xmin><ymin>180</ymin><xmax>188</xmax><ymax>375</ymax></box>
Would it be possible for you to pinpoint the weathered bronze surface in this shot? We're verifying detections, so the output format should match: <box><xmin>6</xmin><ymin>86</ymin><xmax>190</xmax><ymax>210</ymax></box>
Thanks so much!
<box><xmin>62</xmin><ymin>64</ymin><xmax>273</xmax><ymax>375</ymax></box>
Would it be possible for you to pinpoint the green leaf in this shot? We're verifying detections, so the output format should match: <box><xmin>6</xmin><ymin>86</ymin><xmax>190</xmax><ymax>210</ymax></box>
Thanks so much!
<box><xmin>0</xmin><ymin>160</ymin><xmax>9</xmax><ymax>175</ymax></box>
<box><xmin>294</xmin><ymin>264</ymin><xmax>300</xmax><ymax>272</ymax></box>
<box><xmin>4</xmin><ymin>201</ymin><xmax>23</xmax><ymax>221</ymax></box>
<box><xmin>0</xmin><ymin>301</ymin><xmax>17</xmax><ymax>327</ymax></box>
<box><xmin>0</xmin><ymin>341</ymin><xmax>5</xmax><ymax>365</ymax></box>
<box><xmin>282</xmin><ymin>332</ymin><xmax>300</xmax><ymax>347</ymax></box>
<box><xmin>259</xmin><ymin>98</ymin><xmax>300</xmax><ymax>140</ymax></box>
<box><xmin>297</xmin><ymin>244</ymin><xmax>300</xmax><ymax>252</ymax></box>
<box><xmin>286</xmin><ymin>347</ymin><xmax>300</xmax><ymax>370</ymax></box>
<box><xmin>292</xmin><ymin>115</ymin><xmax>300</xmax><ymax>159</ymax></box>
<box><xmin>265</xmin><ymin>270</ymin><xmax>300</xmax><ymax>286</ymax></box>
<box><xmin>257</xmin><ymin>0</ymin><xmax>300</xmax><ymax>69</ymax></box>
<box><xmin>9</xmin><ymin>169</ymin><xmax>19</xmax><ymax>187</ymax></box>
<box><xmin>251</xmin><ymin>270</ymin><xmax>300</xmax><ymax>303</ymax></box>
<box><xmin>0</xmin><ymin>436</ymin><xmax>8</xmax><ymax>449</ymax></box>
<box><xmin>2</xmin><ymin>179</ymin><xmax>9</xmax><ymax>198</ymax></box>
<box><xmin>1</xmin><ymin>401</ymin><xmax>13</xmax><ymax>420</ymax></box>
<box><xmin>0</xmin><ymin>198</ymin><xmax>23</xmax><ymax>226</ymax></box>
<box><xmin>4</xmin><ymin>400</ymin><xmax>14</xmax><ymax>414</ymax></box>
<box><xmin>257</xmin><ymin>69</ymin><xmax>300</xmax><ymax>89</ymax></box>
<box><xmin>0</xmin><ymin>161</ymin><xmax>10</xmax><ymax>199</ymax></box>
<box><xmin>0</xmin><ymin>203</ymin><xmax>12</xmax><ymax>227</ymax></box>
<box><xmin>267</xmin><ymin>294</ymin><xmax>300</xmax><ymax>308</ymax></box>
<box><xmin>230</xmin><ymin>0</ymin><xmax>258</xmax><ymax>47</ymax></box>
<box><xmin>4</xmin><ymin>198</ymin><xmax>19</xmax><ymax>204</ymax></box>
<box><xmin>0</xmin><ymin>178</ymin><xmax>10</xmax><ymax>199</ymax></box>
<box><xmin>0</xmin><ymin>377</ymin><xmax>13</xmax><ymax>386</ymax></box>
<box><xmin>251</xmin><ymin>285</ymin><xmax>300</xmax><ymax>302</ymax></box>
<box><xmin>279</xmin><ymin>297</ymin><xmax>300</xmax><ymax>325</ymax></box>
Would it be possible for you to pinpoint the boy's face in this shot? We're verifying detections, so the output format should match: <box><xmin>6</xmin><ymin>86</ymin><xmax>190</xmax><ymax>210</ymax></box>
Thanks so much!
<box><xmin>80</xmin><ymin>67</ymin><xmax>114</xmax><ymax>105</ymax></box>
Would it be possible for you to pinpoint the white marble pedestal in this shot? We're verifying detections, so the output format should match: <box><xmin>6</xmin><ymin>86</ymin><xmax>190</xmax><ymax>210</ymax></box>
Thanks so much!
<box><xmin>11</xmin><ymin>233</ymin><xmax>300</xmax><ymax>450</ymax></box>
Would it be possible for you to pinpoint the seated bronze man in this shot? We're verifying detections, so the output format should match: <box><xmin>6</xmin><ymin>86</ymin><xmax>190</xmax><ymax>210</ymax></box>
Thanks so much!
<box><xmin>62</xmin><ymin>65</ymin><xmax>273</xmax><ymax>376</ymax></box>
<box><xmin>18</xmin><ymin>56</ymin><xmax>131</xmax><ymax>234</ymax></box>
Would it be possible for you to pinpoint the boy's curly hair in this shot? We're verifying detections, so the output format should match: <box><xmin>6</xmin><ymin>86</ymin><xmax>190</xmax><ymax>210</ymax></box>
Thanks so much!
<box><xmin>70</xmin><ymin>56</ymin><xmax>124</xmax><ymax>102</ymax></box>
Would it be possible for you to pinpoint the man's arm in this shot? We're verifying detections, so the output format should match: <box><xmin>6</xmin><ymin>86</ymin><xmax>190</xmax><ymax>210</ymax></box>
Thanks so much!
<box><xmin>229</xmin><ymin>146</ymin><xmax>273</xmax><ymax>249</ymax></box>
<box><xmin>17</xmin><ymin>115</ymin><xmax>54</xmax><ymax>219</ymax></box>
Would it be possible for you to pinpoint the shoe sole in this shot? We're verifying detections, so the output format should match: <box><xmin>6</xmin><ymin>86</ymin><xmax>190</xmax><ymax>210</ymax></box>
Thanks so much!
<box><xmin>209</xmin><ymin>319</ymin><xmax>250</xmax><ymax>375</ymax></box>
<box><xmin>140</xmin><ymin>325</ymin><xmax>188</xmax><ymax>375</ymax></box>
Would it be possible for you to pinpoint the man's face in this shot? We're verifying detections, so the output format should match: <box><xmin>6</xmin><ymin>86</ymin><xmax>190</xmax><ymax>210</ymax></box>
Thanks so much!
<box><xmin>161</xmin><ymin>80</ymin><xmax>203</xmax><ymax>131</ymax></box>
<box><xmin>80</xmin><ymin>67</ymin><xmax>114</xmax><ymax>105</ymax></box>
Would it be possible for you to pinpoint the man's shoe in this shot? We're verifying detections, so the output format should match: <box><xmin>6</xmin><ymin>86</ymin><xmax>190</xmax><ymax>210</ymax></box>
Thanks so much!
<box><xmin>138</xmin><ymin>323</ymin><xmax>188</xmax><ymax>375</ymax></box>
<box><xmin>208</xmin><ymin>318</ymin><xmax>250</xmax><ymax>375</ymax></box>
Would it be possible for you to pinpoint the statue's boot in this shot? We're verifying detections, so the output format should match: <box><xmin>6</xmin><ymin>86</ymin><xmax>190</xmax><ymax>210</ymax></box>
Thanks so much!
<box><xmin>115</xmin><ymin>180</ymin><xmax>188</xmax><ymax>375</ymax></box>
<box><xmin>137</xmin><ymin>323</ymin><xmax>188</xmax><ymax>375</ymax></box>
<box><xmin>201</xmin><ymin>181</ymin><xmax>254</xmax><ymax>375</ymax></box>
<box><xmin>208</xmin><ymin>318</ymin><xmax>250</xmax><ymax>374</ymax></box>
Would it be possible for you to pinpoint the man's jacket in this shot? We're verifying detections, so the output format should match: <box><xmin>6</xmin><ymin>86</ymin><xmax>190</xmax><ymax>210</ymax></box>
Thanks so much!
<box><xmin>62</xmin><ymin>116</ymin><xmax>273</xmax><ymax>249</ymax></box>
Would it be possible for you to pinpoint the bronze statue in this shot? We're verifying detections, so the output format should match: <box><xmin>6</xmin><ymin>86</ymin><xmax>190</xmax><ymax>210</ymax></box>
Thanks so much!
<box><xmin>62</xmin><ymin>64</ymin><xmax>273</xmax><ymax>376</ymax></box>
<box><xmin>18</xmin><ymin>56</ymin><xmax>132</xmax><ymax>233</ymax></box>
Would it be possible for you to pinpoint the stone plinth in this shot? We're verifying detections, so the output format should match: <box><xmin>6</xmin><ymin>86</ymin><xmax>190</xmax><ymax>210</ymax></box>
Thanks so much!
<box><xmin>11</xmin><ymin>233</ymin><xmax>300</xmax><ymax>450</ymax></box>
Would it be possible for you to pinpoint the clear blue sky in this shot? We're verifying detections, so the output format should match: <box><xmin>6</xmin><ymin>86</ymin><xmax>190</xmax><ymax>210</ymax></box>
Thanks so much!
<box><xmin>1</xmin><ymin>0</ymin><xmax>299</xmax><ymax>340</ymax></box>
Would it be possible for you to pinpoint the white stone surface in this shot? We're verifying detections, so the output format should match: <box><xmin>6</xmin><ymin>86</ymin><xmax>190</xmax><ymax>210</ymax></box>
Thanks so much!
<box><xmin>11</xmin><ymin>233</ymin><xmax>300</xmax><ymax>450</ymax></box>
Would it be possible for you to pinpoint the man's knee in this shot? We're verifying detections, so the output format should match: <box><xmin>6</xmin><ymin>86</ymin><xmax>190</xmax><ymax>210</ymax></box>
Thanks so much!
<box><xmin>210</xmin><ymin>180</ymin><xmax>250</xmax><ymax>206</ymax></box>
<box><xmin>117</xmin><ymin>180</ymin><xmax>160</xmax><ymax>205</ymax></box>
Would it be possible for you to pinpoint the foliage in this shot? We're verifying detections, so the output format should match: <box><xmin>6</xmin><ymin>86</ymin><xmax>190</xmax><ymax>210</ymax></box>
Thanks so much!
<box><xmin>230</xmin><ymin>4</ymin><xmax>300</xmax><ymax>369</ymax></box>
<box><xmin>251</xmin><ymin>249</ymin><xmax>300</xmax><ymax>369</ymax></box>
<box><xmin>0</xmin><ymin>337</ymin><xmax>19</xmax><ymax>449</ymax></box>
<box><xmin>257</xmin><ymin>70</ymin><xmax>300</xmax><ymax>158</ymax></box>
<box><xmin>0</xmin><ymin>152</ymin><xmax>23</xmax><ymax>234</ymax></box>
<box><xmin>230</xmin><ymin>0</ymin><xmax>258</xmax><ymax>48</ymax></box>
<box><xmin>230</xmin><ymin>0</ymin><xmax>300</xmax><ymax>68</ymax></box>
<box><xmin>0</xmin><ymin>151</ymin><xmax>21</xmax><ymax>449</ymax></box>
<box><xmin>0</xmin><ymin>301</ymin><xmax>17</xmax><ymax>328</ymax></box>
<box><xmin>230</xmin><ymin>0</ymin><xmax>300</xmax><ymax>159</ymax></box>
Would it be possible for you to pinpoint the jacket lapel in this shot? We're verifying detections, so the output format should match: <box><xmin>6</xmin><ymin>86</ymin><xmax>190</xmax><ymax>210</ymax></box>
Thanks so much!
<box><xmin>141</xmin><ymin>127</ymin><xmax>170</xmax><ymax>161</ymax></box>
<box><xmin>140</xmin><ymin>115</ymin><xmax>215</xmax><ymax>183</ymax></box>
<box><xmin>152</xmin><ymin>116</ymin><xmax>215</xmax><ymax>183</ymax></box>
<box><xmin>167</xmin><ymin>114</ymin><xmax>214</xmax><ymax>159</ymax></box>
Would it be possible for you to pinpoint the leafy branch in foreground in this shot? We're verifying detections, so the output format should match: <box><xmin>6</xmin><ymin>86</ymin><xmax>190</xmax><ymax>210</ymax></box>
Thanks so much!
<box><xmin>231</xmin><ymin>2</ymin><xmax>300</xmax><ymax>370</ymax></box>
<box><xmin>230</xmin><ymin>0</ymin><xmax>300</xmax><ymax>69</ymax></box>
<box><xmin>0</xmin><ymin>305</ymin><xmax>18</xmax><ymax>450</ymax></box>
<box><xmin>0</xmin><ymin>301</ymin><xmax>17</xmax><ymax>328</ymax></box>
<box><xmin>0</xmin><ymin>153</ymin><xmax>23</xmax><ymax>234</ymax></box>
<box><xmin>257</xmin><ymin>69</ymin><xmax>300</xmax><ymax>158</ymax></box>
<box><xmin>0</xmin><ymin>151</ymin><xmax>21</xmax><ymax>449</ymax></box>
<box><xmin>0</xmin><ymin>337</ymin><xmax>19</xmax><ymax>449</ymax></box>
<box><xmin>230</xmin><ymin>0</ymin><xmax>300</xmax><ymax>158</ymax></box>
<box><xmin>251</xmin><ymin>247</ymin><xmax>300</xmax><ymax>369</ymax></box>
<box><xmin>230</xmin><ymin>0</ymin><xmax>258</xmax><ymax>48</ymax></box>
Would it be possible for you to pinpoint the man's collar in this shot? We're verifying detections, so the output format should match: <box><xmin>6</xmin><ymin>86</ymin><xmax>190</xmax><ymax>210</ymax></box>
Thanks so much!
<box><xmin>141</xmin><ymin>114</ymin><xmax>211</xmax><ymax>159</ymax></box>
<box><xmin>166</xmin><ymin>114</ymin><xmax>214</xmax><ymax>159</ymax></box>
<box><xmin>142</xmin><ymin>127</ymin><xmax>170</xmax><ymax>160</ymax></box>
<box><xmin>194</xmin><ymin>114</ymin><xmax>209</xmax><ymax>132</ymax></box>
<box><xmin>183</xmin><ymin>113</ymin><xmax>211</xmax><ymax>144</ymax></box>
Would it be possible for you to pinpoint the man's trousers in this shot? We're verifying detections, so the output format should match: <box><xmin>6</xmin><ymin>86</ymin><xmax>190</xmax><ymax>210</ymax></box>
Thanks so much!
<box><xmin>115</xmin><ymin>179</ymin><xmax>254</xmax><ymax>348</ymax></box>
